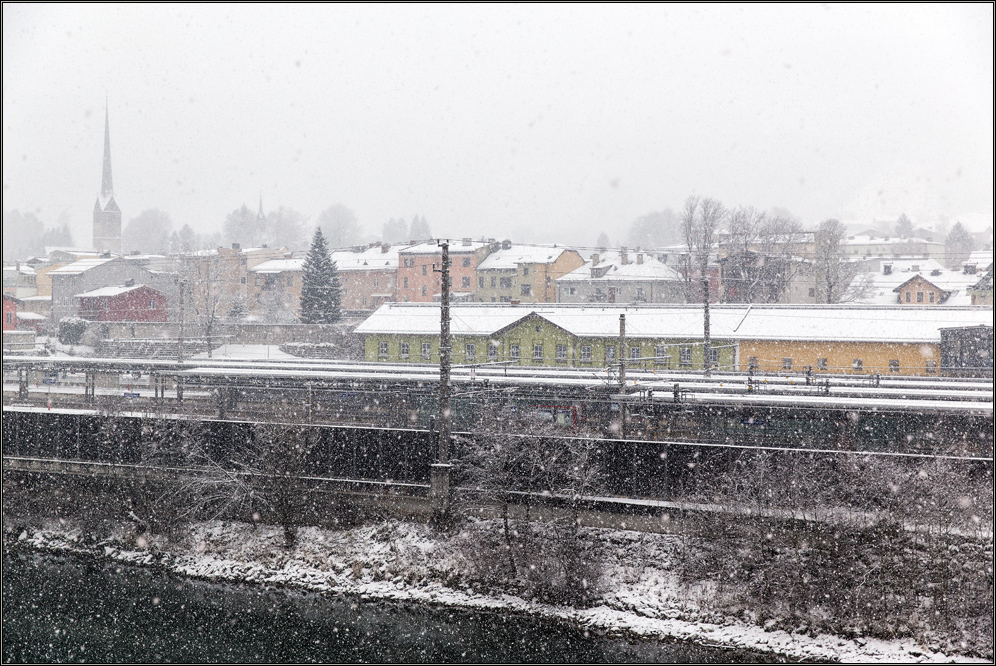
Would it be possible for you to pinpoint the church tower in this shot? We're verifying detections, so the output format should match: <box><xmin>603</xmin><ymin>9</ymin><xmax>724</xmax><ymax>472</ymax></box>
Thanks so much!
<box><xmin>93</xmin><ymin>105</ymin><xmax>122</xmax><ymax>254</ymax></box>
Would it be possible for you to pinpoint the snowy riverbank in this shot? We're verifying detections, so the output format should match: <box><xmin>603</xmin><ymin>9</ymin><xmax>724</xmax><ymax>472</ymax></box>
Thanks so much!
<box><xmin>8</xmin><ymin>518</ymin><xmax>987</xmax><ymax>664</ymax></box>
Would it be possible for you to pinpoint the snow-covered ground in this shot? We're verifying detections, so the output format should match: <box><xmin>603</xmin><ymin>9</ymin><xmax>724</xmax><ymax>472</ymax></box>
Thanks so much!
<box><xmin>11</xmin><ymin>519</ymin><xmax>987</xmax><ymax>664</ymax></box>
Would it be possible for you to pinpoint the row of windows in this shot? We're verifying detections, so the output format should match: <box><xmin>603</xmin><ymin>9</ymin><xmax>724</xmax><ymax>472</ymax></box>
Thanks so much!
<box><xmin>748</xmin><ymin>357</ymin><xmax>938</xmax><ymax>374</ymax></box>
<box><xmin>401</xmin><ymin>257</ymin><xmax>474</xmax><ymax>269</ymax></box>
<box><xmin>378</xmin><ymin>340</ymin><xmax>713</xmax><ymax>366</ymax></box>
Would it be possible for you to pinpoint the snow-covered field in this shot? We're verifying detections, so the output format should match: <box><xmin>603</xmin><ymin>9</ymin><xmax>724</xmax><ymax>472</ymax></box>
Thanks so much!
<box><xmin>11</xmin><ymin>518</ymin><xmax>986</xmax><ymax>664</ymax></box>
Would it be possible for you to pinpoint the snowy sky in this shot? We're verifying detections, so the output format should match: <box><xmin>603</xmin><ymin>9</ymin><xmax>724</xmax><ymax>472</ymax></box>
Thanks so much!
<box><xmin>3</xmin><ymin>4</ymin><xmax>993</xmax><ymax>247</ymax></box>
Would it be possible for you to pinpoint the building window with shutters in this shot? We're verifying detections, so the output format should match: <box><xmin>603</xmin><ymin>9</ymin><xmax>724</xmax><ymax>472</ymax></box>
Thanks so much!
<box><xmin>400</xmin><ymin>342</ymin><xmax>410</xmax><ymax>358</ymax></box>
<box><xmin>378</xmin><ymin>342</ymin><xmax>389</xmax><ymax>358</ymax></box>
<box><xmin>889</xmin><ymin>359</ymin><xmax>899</xmax><ymax>373</ymax></box>
<box><xmin>510</xmin><ymin>344</ymin><xmax>520</xmax><ymax>361</ymax></box>
<box><xmin>556</xmin><ymin>344</ymin><xmax>567</xmax><ymax>362</ymax></box>
<box><xmin>421</xmin><ymin>342</ymin><xmax>432</xmax><ymax>360</ymax></box>
<box><xmin>581</xmin><ymin>346</ymin><xmax>592</xmax><ymax>363</ymax></box>
<box><xmin>680</xmin><ymin>347</ymin><xmax>691</xmax><ymax>366</ymax></box>
<box><xmin>605</xmin><ymin>346</ymin><xmax>616</xmax><ymax>363</ymax></box>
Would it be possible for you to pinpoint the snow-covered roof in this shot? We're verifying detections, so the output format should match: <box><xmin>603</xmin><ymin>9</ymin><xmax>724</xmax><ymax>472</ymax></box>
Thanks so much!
<box><xmin>3</xmin><ymin>264</ymin><xmax>36</xmax><ymax>275</ymax></box>
<box><xmin>853</xmin><ymin>262</ymin><xmax>983</xmax><ymax>306</ymax></box>
<box><xmin>557</xmin><ymin>250</ymin><xmax>683</xmax><ymax>282</ymax></box>
<box><xmin>398</xmin><ymin>240</ymin><xmax>489</xmax><ymax>255</ymax></box>
<box><xmin>964</xmin><ymin>249</ymin><xmax>994</xmax><ymax>269</ymax></box>
<box><xmin>48</xmin><ymin>257</ymin><xmax>117</xmax><ymax>275</ymax></box>
<box><xmin>250</xmin><ymin>258</ymin><xmax>305</xmax><ymax>274</ymax></box>
<box><xmin>19</xmin><ymin>295</ymin><xmax>51</xmax><ymax>302</ymax></box>
<box><xmin>356</xmin><ymin>303</ymin><xmax>993</xmax><ymax>344</ymax></box>
<box><xmin>843</xmin><ymin>234</ymin><xmax>942</xmax><ymax>246</ymax></box>
<box><xmin>75</xmin><ymin>283</ymin><xmax>154</xmax><ymax>299</ymax></box>
<box><xmin>331</xmin><ymin>245</ymin><xmax>401</xmax><ymax>270</ymax></box>
<box><xmin>477</xmin><ymin>245</ymin><xmax>574</xmax><ymax>270</ymax></box>
<box><xmin>16</xmin><ymin>311</ymin><xmax>47</xmax><ymax>321</ymax></box>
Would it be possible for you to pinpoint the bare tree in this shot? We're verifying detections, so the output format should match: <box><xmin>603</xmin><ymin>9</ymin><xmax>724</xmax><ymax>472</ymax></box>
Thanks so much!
<box><xmin>812</xmin><ymin>218</ymin><xmax>860</xmax><ymax>303</ymax></box>
<box><xmin>318</xmin><ymin>204</ymin><xmax>362</xmax><ymax>249</ymax></box>
<box><xmin>232</xmin><ymin>422</ymin><xmax>317</xmax><ymax>548</ymax></box>
<box><xmin>722</xmin><ymin>207</ymin><xmax>806</xmax><ymax>303</ymax></box>
<box><xmin>681</xmin><ymin>196</ymin><xmax>724</xmax><ymax>373</ymax></box>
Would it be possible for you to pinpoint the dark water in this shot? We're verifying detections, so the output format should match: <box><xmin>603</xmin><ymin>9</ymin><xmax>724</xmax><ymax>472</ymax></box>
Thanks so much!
<box><xmin>3</xmin><ymin>549</ymin><xmax>782</xmax><ymax>663</ymax></box>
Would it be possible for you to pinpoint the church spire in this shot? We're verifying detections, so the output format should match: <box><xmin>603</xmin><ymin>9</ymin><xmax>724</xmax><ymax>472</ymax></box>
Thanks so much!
<box><xmin>101</xmin><ymin>103</ymin><xmax>114</xmax><ymax>198</ymax></box>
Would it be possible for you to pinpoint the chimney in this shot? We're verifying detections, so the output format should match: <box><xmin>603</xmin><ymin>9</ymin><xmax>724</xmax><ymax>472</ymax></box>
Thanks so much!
<box><xmin>381</xmin><ymin>244</ymin><xmax>389</xmax><ymax>253</ymax></box>
<box><xmin>502</xmin><ymin>239</ymin><xmax>512</xmax><ymax>250</ymax></box>
<box><xmin>232</xmin><ymin>242</ymin><xmax>241</xmax><ymax>250</ymax></box>
<box><xmin>462</xmin><ymin>237</ymin><xmax>472</xmax><ymax>246</ymax></box>
<box><xmin>883</xmin><ymin>263</ymin><xmax>893</xmax><ymax>275</ymax></box>
<box><xmin>964</xmin><ymin>263</ymin><xmax>977</xmax><ymax>275</ymax></box>
<box><xmin>409</xmin><ymin>240</ymin><xmax>417</xmax><ymax>246</ymax></box>
<box><xmin>620</xmin><ymin>246</ymin><xmax>628</xmax><ymax>265</ymax></box>
<box><xmin>124</xmin><ymin>278</ymin><xmax>135</xmax><ymax>287</ymax></box>
<box><xmin>591</xmin><ymin>253</ymin><xmax>599</xmax><ymax>266</ymax></box>
<box><xmin>636</xmin><ymin>253</ymin><xmax>644</xmax><ymax>264</ymax></box>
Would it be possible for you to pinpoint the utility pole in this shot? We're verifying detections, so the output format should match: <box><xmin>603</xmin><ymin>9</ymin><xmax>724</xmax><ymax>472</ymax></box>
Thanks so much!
<box><xmin>702</xmin><ymin>271</ymin><xmax>712</xmax><ymax>377</ymax></box>
<box><xmin>618</xmin><ymin>313</ymin><xmax>627</xmax><ymax>391</ymax></box>
<box><xmin>176</xmin><ymin>280</ymin><xmax>185</xmax><ymax>403</ymax></box>
<box><xmin>431</xmin><ymin>240</ymin><xmax>452</xmax><ymax>521</ymax></box>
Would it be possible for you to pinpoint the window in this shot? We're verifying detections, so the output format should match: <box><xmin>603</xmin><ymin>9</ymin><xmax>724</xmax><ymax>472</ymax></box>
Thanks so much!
<box><xmin>373</xmin><ymin>278</ymin><xmax>379</xmax><ymax>288</ymax></box>
<box><xmin>905</xmin><ymin>291</ymin><xmax>912</xmax><ymax>303</ymax></box>
<box><xmin>521</xmin><ymin>284</ymin><xmax>531</xmax><ymax>296</ymax></box>
<box><xmin>287</xmin><ymin>276</ymin><xmax>293</xmax><ymax>286</ymax></box>
<box><xmin>533</xmin><ymin>343</ymin><xmax>544</xmax><ymax>361</ymax></box>
<box><xmin>403</xmin><ymin>277</ymin><xmax>409</xmax><ymax>288</ymax></box>
<box><xmin>421</xmin><ymin>285</ymin><xmax>427</xmax><ymax>296</ymax></box>
<box><xmin>606</xmin><ymin>346</ymin><xmax>616</xmax><ymax>362</ymax></box>
<box><xmin>488</xmin><ymin>344</ymin><xmax>498</xmax><ymax>361</ymax></box>
<box><xmin>150</xmin><ymin>300</ymin><xmax>156</xmax><ymax>309</ymax></box>
<box><xmin>926</xmin><ymin>359</ymin><xmax>937</xmax><ymax>374</ymax></box>
<box><xmin>462</xmin><ymin>276</ymin><xmax>471</xmax><ymax>288</ymax></box>
<box><xmin>888</xmin><ymin>359</ymin><xmax>899</xmax><ymax>373</ymax></box>
<box><xmin>630</xmin><ymin>346</ymin><xmax>640</xmax><ymax>360</ymax></box>
<box><xmin>490</xmin><ymin>276</ymin><xmax>496</xmax><ymax>288</ymax></box>
<box><xmin>817</xmin><ymin>358</ymin><xmax>828</xmax><ymax>371</ymax></box>
<box><xmin>421</xmin><ymin>264</ymin><xmax>427</xmax><ymax>275</ymax></box>
<box><xmin>581</xmin><ymin>346</ymin><xmax>592</xmax><ymax>362</ymax></box>
<box><xmin>510</xmin><ymin>344</ymin><xmax>520</xmax><ymax>361</ymax></box>
<box><xmin>783</xmin><ymin>357</ymin><xmax>792</xmax><ymax>371</ymax></box>
<box><xmin>928</xmin><ymin>292</ymin><xmax>935</xmax><ymax>303</ymax></box>
<box><xmin>465</xmin><ymin>343</ymin><xmax>475</xmax><ymax>361</ymax></box>
<box><xmin>555</xmin><ymin>344</ymin><xmax>568</xmax><ymax>362</ymax></box>
<box><xmin>635</xmin><ymin>287</ymin><xmax>645</xmax><ymax>301</ymax></box>
<box><xmin>916</xmin><ymin>291</ymin><xmax>924</xmax><ymax>303</ymax></box>
<box><xmin>400</xmin><ymin>342</ymin><xmax>410</xmax><ymax>358</ymax></box>
<box><xmin>748</xmin><ymin>356</ymin><xmax>759</xmax><ymax>371</ymax></box>
<box><xmin>522</xmin><ymin>266</ymin><xmax>529</xmax><ymax>276</ymax></box>
<box><xmin>808</xmin><ymin>288</ymin><xmax>815</xmax><ymax>297</ymax></box>
<box><xmin>852</xmin><ymin>359</ymin><xmax>863</xmax><ymax>372</ymax></box>
<box><xmin>655</xmin><ymin>345</ymin><xmax>668</xmax><ymax>360</ymax></box>
<box><xmin>680</xmin><ymin>347</ymin><xmax>691</xmax><ymax>366</ymax></box>
<box><xmin>478</xmin><ymin>277</ymin><xmax>484</xmax><ymax>288</ymax></box>
<box><xmin>499</xmin><ymin>277</ymin><xmax>513</xmax><ymax>289</ymax></box>
<box><xmin>421</xmin><ymin>342</ymin><xmax>432</xmax><ymax>360</ymax></box>
<box><xmin>462</xmin><ymin>257</ymin><xmax>471</xmax><ymax>267</ymax></box>
<box><xmin>378</xmin><ymin>342</ymin><xmax>389</xmax><ymax>358</ymax></box>
<box><xmin>709</xmin><ymin>348</ymin><xmax>719</xmax><ymax>366</ymax></box>
<box><xmin>567</xmin><ymin>287</ymin><xmax>576</xmax><ymax>295</ymax></box>
<box><xmin>240</xmin><ymin>277</ymin><xmax>246</xmax><ymax>284</ymax></box>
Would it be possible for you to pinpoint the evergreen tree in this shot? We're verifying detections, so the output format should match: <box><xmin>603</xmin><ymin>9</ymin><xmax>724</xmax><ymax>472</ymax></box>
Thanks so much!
<box><xmin>300</xmin><ymin>228</ymin><xmax>342</xmax><ymax>324</ymax></box>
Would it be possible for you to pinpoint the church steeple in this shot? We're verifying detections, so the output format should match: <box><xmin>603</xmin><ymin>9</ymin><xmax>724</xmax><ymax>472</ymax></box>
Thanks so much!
<box><xmin>101</xmin><ymin>104</ymin><xmax>114</xmax><ymax>200</ymax></box>
<box><xmin>93</xmin><ymin>100</ymin><xmax>122</xmax><ymax>254</ymax></box>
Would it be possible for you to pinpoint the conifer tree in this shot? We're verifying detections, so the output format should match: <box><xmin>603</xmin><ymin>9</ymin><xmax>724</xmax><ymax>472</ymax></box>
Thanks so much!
<box><xmin>300</xmin><ymin>228</ymin><xmax>342</xmax><ymax>323</ymax></box>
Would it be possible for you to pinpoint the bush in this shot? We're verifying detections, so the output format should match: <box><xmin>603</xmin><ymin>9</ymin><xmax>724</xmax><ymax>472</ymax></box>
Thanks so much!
<box><xmin>57</xmin><ymin>317</ymin><xmax>88</xmax><ymax>345</ymax></box>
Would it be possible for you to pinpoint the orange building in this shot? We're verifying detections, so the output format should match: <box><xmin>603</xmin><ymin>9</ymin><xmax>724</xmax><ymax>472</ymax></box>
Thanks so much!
<box><xmin>397</xmin><ymin>239</ymin><xmax>494</xmax><ymax>302</ymax></box>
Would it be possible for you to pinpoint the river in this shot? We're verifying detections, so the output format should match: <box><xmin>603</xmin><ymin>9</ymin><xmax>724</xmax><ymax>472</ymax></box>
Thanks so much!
<box><xmin>3</xmin><ymin>549</ymin><xmax>783</xmax><ymax>663</ymax></box>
